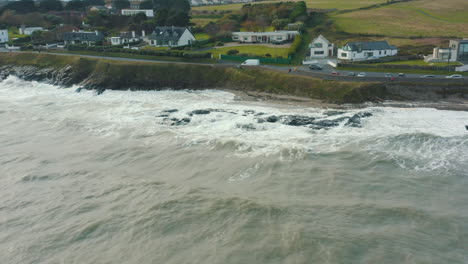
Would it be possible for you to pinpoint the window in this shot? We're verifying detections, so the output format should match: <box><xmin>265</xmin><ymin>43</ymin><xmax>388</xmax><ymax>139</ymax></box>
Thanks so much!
<box><xmin>341</xmin><ymin>52</ymin><xmax>347</xmax><ymax>57</ymax></box>
<box><xmin>277</xmin><ymin>36</ymin><xmax>283</xmax><ymax>40</ymax></box>
<box><xmin>384</xmin><ymin>50</ymin><xmax>387</xmax><ymax>55</ymax></box>
<box><xmin>379</xmin><ymin>51</ymin><xmax>382</xmax><ymax>55</ymax></box>
<box><xmin>314</xmin><ymin>51</ymin><xmax>324</xmax><ymax>55</ymax></box>
<box><xmin>243</xmin><ymin>37</ymin><xmax>248</xmax><ymax>41</ymax></box>
<box><xmin>314</xmin><ymin>43</ymin><xmax>323</xmax><ymax>48</ymax></box>
<box><xmin>232</xmin><ymin>35</ymin><xmax>238</xmax><ymax>40</ymax></box>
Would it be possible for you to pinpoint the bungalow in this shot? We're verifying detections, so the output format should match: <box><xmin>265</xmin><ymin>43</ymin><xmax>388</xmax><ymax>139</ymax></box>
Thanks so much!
<box><xmin>309</xmin><ymin>35</ymin><xmax>334</xmax><ymax>58</ymax></box>
<box><xmin>19</xmin><ymin>26</ymin><xmax>45</xmax><ymax>35</ymax></box>
<box><xmin>63</xmin><ymin>30</ymin><xmax>104</xmax><ymax>45</ymax></box>
<box><xmin>121</xmin><ymin>9</ymin><xmax>154</xmax><ymax>17</ymax></box>
<box><xmin>110</xmin><ymin>31</ymin><xmax>145</xmax><ymax>45</ymax></box>
<box><xmin>337</xmin><ymin>41</ymin><xmax>398</xmax><ymax>61</ymax></box>
<box><xmin>232</xmin><ymin>31</ymin><xmax>299</xmax><ymax>44</ymax></box>
<box><xmin>0</xmin><ymin>29</ymin><xmax>8</xmax><ymax>43</ymax></box>
<box><xmin>147</xmin><ymin>26</ymin><xmax>195</xmax><ymax>47</ymax></box>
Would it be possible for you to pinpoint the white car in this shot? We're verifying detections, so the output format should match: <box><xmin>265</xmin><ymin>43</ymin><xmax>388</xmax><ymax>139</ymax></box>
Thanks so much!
<box><xmin>446</xmin><ymin>74</ymin><xmax>462</xmax><ymax>79</ymax></box>
<box><xmin>357</xmin><ymin>72</ymin><xmax>366</xmax><ymax>77</ymax></box>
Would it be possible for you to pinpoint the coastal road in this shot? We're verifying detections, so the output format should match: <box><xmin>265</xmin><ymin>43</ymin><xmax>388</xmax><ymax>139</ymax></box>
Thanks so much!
<box><xmin>3</xmin><ymin>50</ymin><xmax>468</xmax><ymax>84</ymax></box>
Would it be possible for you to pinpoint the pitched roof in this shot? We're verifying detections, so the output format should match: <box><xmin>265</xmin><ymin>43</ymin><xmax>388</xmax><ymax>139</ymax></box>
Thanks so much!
<box><xmin>311</xmin><ymin>34</ymin><xmax>329</xmax><ymax>44</ymax></box>
<box><xmin>345</xmin><ymin>41</ymin><xmax>397</xmax><ymax>51</ymax></box>
<box><xmin>63</xmin><ymin>31</ymin><xmax>104</xmax><ymax>42</ymax></box>
<box><xmin>148</xmin><ymin>27</ymin><xmax>189</xmax><ymax>41</ymax></box>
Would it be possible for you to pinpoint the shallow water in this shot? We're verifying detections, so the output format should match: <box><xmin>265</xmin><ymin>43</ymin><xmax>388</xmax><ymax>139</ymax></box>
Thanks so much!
<box><xmin>1</xmin><ymin>76</ymin><xmax>467</xmax><ymax>264</ymax></box>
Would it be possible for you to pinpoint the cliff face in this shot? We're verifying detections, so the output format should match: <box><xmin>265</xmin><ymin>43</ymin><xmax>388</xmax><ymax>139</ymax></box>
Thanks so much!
<box><xmin>0</xmin><ymin>53</ymin><xmax>467</xmax><ymax>104</ymax></box>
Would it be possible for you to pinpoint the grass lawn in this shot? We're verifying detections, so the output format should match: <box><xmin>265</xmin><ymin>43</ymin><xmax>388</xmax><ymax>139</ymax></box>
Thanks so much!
<box><xmin>141</xmin><ymin>46</ymin><xmax>170</xmax><ymax>51</ymax></box>
<box><xmin>331</xmin><ymin>0</ymin><xmax>468</xmax><ymax>37</ymax></box>
<box><xmin>194</xmin><ymin>33</ymin><xmax>210</xmax><ymax>40</ymax></box>
<box><xmin>205</xmin><ymin>45</ymin><xmax>290</xmax><ymax>59</ymax></box>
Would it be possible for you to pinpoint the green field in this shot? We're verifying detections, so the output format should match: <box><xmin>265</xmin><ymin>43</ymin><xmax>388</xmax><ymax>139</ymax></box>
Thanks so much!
<box><xmin>192</xmin><ymin>0</ymin><xmax>388</xmax><ymax>12</ymax></box>
<box><xmin>332</xmin><ymin>0</ymin><xmax>468</xmax><ymax>37</ymax></box>
<box><xmin>194</xmin><ymin>33</ymin><xmax>210</xmax><ymax>40</ymax></box>
<box><xmin>206</xmin><ymin>45</ymin><xmax>290</xmax><ymax>59</ymax></box>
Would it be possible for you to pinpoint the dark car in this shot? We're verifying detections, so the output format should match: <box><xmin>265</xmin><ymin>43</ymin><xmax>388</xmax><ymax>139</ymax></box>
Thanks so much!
<box><xmin>347</xmin><ymin>72</ymin><xmax>356</xmax><ymax>76</ymax></box>
<box><xmin>398</xmin><ymin>73</ymin><xmax>406</xmax><ymax>77</ymax></box>
<box><xmin>309</xmin><ymin>64</ymin><xmax>323</xmax><ymax>70</ymax></box>
<box><xmin>421</xmin><ymin>75</ymin><xmax>436</xmax><ymax>78</ymax></box>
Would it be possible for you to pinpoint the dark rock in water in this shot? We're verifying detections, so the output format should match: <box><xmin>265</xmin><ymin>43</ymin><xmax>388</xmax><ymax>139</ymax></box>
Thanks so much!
<box><xmin>310</xmin><ymin>117</ymin><xmax>348</xmax><ymax>130</ymax></box>
<box><xmin>75</xmin><ymin>87</ymin><xmax>82</xmax><ymax>93</ymax></box>
<box><xmin>243</xmin><ymin>110</ymin><xmax>256</xmax><ymax>115</ymax></box>
<box><xmin>283</xmin><ymin>115</ymin><xmax>316</xmax><ymax>126</ymax></box>
<box><xmin>465</xmin><ymin>125</ymin><xmax>468</xmax><ymax>130</ymax></box>
<box><xmin>162</xmin><ymin>109</ymin><xmax>178</xmax><ymax>113</ymax></box>
<box><xmin>266</xmin><ymin>116</ymin><xmax>279</xmax><ymax>123</ymax></box>
<box><xmin>257</xmin><ymin>118</ymin><xmax>265</xmax><ymax>123</ymax></box>
<box><xmin>237</xmin><ymin>123</ymin><xmax>256</xmax><ymax>131</ymax></box>
<box><xmin>345</xmin><ymin>112</ymin><xmax>373</xmax><ymax>128</ymax></box>
<box><xmin>95</xmin><ymin>88</ymin><xmax>105</xmax><ymax>95</ymax></box>
<box><xmin>156</xmin><ymin>114</ymin><xmax>170</xmax><ymax>118</ymax></box>
<box><xmin>323</xmin><ymin>110</ymin><xmax>346</xmax><ymax>116</ymax></box>
<box><xmin>167</xmin><ymin>117</ymin><xmax>191</xmax><ymax>126</ymax></box>
<box><xmin>255</xmin><ymin>112</ymin><xmax>265</xmax><ymax>116</ymax></box>
<box><xmin>189</xmin><ymin>109</ymin><xmax>211</xmax><ymax>116</ymax></box>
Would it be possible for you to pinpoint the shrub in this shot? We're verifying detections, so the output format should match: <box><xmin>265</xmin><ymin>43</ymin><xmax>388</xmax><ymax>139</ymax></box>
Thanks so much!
<box><xmin>227</xmin><ymin>49</ymin><xmax>239</xmax><ymax>55</ymax></box>
<box><xmin>265</xmin><ymin>53</ymin><xmax>271</xmax><ymax>57</ymax></box>
<box><xmin>215</xmin><ymin>41</ymin><xmax>224</xmax><ymax>46</ymax></box>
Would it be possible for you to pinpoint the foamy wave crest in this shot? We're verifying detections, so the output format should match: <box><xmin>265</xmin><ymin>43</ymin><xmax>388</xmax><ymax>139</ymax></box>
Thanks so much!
<box><xmin>1</xmin><ymin>77</ymin><xmax>468</xmax><ymax>168</ymax></box>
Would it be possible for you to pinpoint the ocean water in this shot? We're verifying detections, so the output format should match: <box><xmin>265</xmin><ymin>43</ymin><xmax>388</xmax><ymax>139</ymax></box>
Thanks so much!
<box><xmin>0</xmin><ymin>76</ymin><xmax>467</xmax><ymax>264</ymax></box>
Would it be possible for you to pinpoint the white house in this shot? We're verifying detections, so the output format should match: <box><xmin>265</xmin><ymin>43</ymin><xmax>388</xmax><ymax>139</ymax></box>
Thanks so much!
<box><xmin>232</xmin><ymin>31</ymin><xmax>299</xmax><ymax>44</ymax></box>
<box><xmin>121</xmin><ymin>9</ymin><xmax>154</xmax><ymax>17</ymax></box>
<box><xmin>309</xmin><ymin>35</ymin><xmax>334</xmax><ymax>58</ymax></box>
<box><xmin>0</xmin><ymin>29</ymin><xmax>8</xmax><ymax>43</ymax></box>
<box><xmin>147</xmin><ymin>27</ymin><xmax>195</xmax><ymax>47</ymax></box>
<box><xmin>19</xmin><ymin>26</ymin><xmax>45</xmax><ymax>35</ymax></box>
<box><xmin>338</xmin><ymin>41</ymin><xmax>398</xmax><ymax>61</ymax></box>
<box><xmin>110</xmin><ymin>31</ymin><xmax>145</xmax><ymax>45</ymax></box>
<box><xmin>425</xmin><ymin>38</ymin><xmax>468</xmax><ymax>63</ymax></box>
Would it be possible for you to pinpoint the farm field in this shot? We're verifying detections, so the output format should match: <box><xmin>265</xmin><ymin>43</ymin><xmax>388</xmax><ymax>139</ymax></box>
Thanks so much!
<box><xmin>205</xmin><ymin>45</ymin><xmax>290</xmax><ymax>59</ymax></box>
<box><xmin>192</xmin><ymin>0</ymin><xmax>388</xmax><ymax>12</ymax></box>
<box><xmin>332</xmin><ymin>0</ymin><xmax>468</xmax><ymax>37</ymax></box>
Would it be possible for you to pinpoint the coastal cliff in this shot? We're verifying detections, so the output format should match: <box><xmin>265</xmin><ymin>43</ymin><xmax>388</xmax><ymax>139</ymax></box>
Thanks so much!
<box><xmin>0</xmin><ymin>53</ymin><xmax>467</xmax><ymax>104</ymax></box>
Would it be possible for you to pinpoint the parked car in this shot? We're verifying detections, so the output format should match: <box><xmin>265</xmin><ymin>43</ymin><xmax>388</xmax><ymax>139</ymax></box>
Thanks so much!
<box><xmin>308</xmin><ymin>64</ymin><xmax>323</xmax><ymax>70</ymax></box>
<box><xmin>331</xmin><ymin>71</ymin><xmax>340</xmax><ymax>75</ymax></box>
<box><xmin>384</xmin><ymin>73</ymin><xmax>392</xmax><ymax>78</ymax></box>
<box><xmin>357</xmin><ymin>72</ymin><xmax>366</xmax><ymax>77</ymax></box>
<box><xmin>398</xmin><ymin>73</ymin><xmax>406</xmax><ymax>77</ymax></box>
<box><xmin>446</xmin><ymin>74</ymin><xmax>462</xmax><ymax>79</ymax></box>
<box><xmin>421</xmin><ymin>75</ymin><xmax>435</xmax><ymax>78</ymax></box>
<box><xmin>347</xmin><ymin>72</ymin><xmax>356</xmax><ymax>76</ymax></box>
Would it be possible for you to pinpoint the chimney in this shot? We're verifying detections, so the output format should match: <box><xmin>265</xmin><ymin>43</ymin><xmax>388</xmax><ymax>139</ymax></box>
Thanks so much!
<box><xmin>433</xmin><ymin>47</ymin><xmax>439</xmax><ymax>58</ymax></box>
<box><xmin>132</xmin><ymin>31</ymin><xmax>136</xmax><ymax>38</ymax></box>
<box><xmin>95</xmin><ymin>30</ymin><xmax>99</xmax><ymax>36</ymax></box>
<box><xmin>142</xmin><ymin>30</ymin><xmax>146</xmax><ymax>37</ymax></box>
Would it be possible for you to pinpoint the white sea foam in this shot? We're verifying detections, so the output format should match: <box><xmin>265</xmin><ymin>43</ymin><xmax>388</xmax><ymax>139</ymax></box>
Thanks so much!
<box><xmin>1</xmin><ymin>76</ymin><xmax>467</xmax><ymax>170</ymax></box>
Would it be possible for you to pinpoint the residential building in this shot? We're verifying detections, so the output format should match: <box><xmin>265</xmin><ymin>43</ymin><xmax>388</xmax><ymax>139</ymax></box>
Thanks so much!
<box><xmin>0</xmin><ymin>29</ymin><xmax>8</xmax><ymax>43</ymax></box>
<box><xmin>19</xmin><ymin>26</ymin><xmax>45</xmax><ymax>35</ymax></box>
<box><xmin>147</xmin><ymin>26</ymin><xmax>195</xmax><ymax>47</ymax></box>
<box><xmin>232</xmin><ymin>31</ymin><xmax>300</xmax><ymax>44</ymax></box>
<box><xmin>110</xmin><ymin>31</ymin><xmax>145</xmax><ymax>45</ymax></box>
<box><xmin>130</xmin><ymin>0</ymin><xmax>141</xmax><ymax>9</ymax></box>
<box><xmin>63</xmin><ymin>30</ymin><xmax>104</xmax><ymax>45</ymax></box>
<box><xmin>89</xmin><ymin>5</ymin><xmax>110</xmax><ymax>13</ymax></box>
<box><xmin>424</xmin><ymin>38</ymin><xmax>468</xmax><ymax>63</ymax></box>
<box><xmin>337</xmin><ymin>41</ymin><xmax>398</xmax><ymax>61</ymax></box>
<box><xmin>121</xmin><ymin>9</ymin><xmax>154</xmax><ymax>17</ymax></box>
<box><xmin>309</xmin><ymin>35</ymin><xmax>334</xmax><ymax>58</ymax></box>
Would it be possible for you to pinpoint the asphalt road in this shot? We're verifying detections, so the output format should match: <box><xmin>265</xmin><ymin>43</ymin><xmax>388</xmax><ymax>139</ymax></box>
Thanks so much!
<box><xmin>2</xmin><ymin>50</ymin><xmax>467</xmax><ymax>84</ymax></box>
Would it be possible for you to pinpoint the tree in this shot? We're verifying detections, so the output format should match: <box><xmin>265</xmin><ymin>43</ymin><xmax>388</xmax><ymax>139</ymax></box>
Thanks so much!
<box><xmin>65</xmin><ymin>0</ymin><xmax>86</xmax><ymax>11</ymax></box>
<box><xmin>139</xmin><ymin>0</ymin><xmax>153</xmax><ymax>9</ymax></box>
<box><xmin>113</xmin><ymin>0</ymin><xmax>130</xmax><ymax>10</ymax></box>
<box><xmin>2</xmin><ymin>0</ymin><xmax>37</xmax><ymax>14</ymax></box>
<box><xmin>39</xmin><ymin>0</ymin><xmax>64</xmax><ymax>12</ymax></box>
<box><xmin>289</xmin><ymin>1</ymin><xmax>307</xmax><ymax>22</ymax></box>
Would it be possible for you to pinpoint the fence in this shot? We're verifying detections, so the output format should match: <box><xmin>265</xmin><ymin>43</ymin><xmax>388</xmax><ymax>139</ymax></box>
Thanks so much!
<box><xmin>220</xmin><ymin>54</ymin><xmax>292</xmax><ymax>64</ymax></box>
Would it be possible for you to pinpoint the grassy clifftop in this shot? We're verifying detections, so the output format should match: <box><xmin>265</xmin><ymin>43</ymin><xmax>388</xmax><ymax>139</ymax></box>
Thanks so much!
<box><xmin>0</xmin><ymin>53</ymin><xmax>386</xmax><ymax>103</ymax></box>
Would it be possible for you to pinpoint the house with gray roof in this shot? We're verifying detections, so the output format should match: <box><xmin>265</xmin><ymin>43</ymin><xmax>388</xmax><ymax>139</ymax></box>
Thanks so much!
<box><xmin>63</xmin><ymin>30</ymin><xmax>104</xmax><ymax>45</ymax></box>
<box><xmin>147</xmin><ymin>27</ymin><xmax>195</xmax><ymax>47</ymax></box>
<box><xmin>338</xmin><ymin>40</ymin><xmax>398</xmax><ymax>61</ymax></box>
